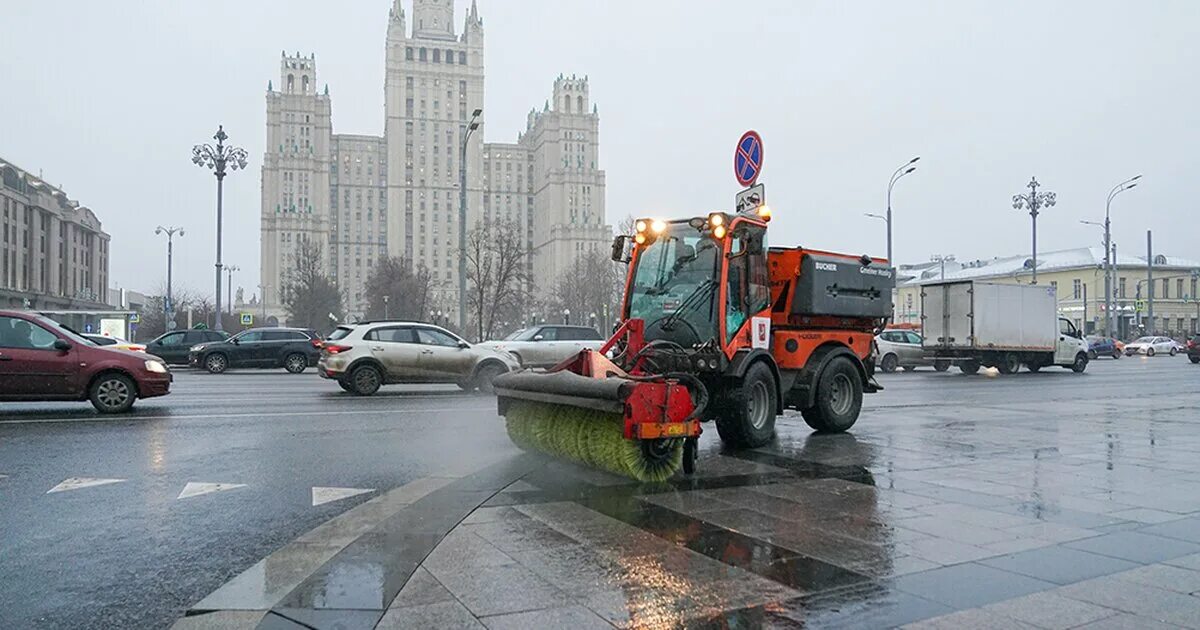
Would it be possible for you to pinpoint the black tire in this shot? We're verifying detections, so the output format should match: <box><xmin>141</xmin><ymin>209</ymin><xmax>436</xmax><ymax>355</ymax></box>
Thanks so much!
<box><xmin>902</xmin><ymin>366</ymin><xmax>917</xmax><ymax>372</ymax></box>
<box><xmin>1170</xmin><ymin>347</ymin><xmax>1178</xmax><ymax>357</ymax></box>
<box><xmin>997</xmin><ymin>353</ymin><xmax>1021</xmax><ymax>375</ymax></box>
<box><xmin>349</xmin><ymin>364</ymin><xmax>382</xmax><ymax>396</ymax></box>
<box><xmin>933</xmin><ymin>360</ymin><xmax>951</xmax><ymax>372</ymax></box>
<box><xmin>960</xmin><ymin>360</ymin><xmax>981</xmax><ymax>375</ymax></box>
<box><xmin>1088</xmin><ymin>350</ymin><xmax>1098</xmax><ymax>361</ymax></box>
<box><xmin>1190</xmin><ymin>355</ymin><xmax>1200</xmax><ymax>364</ymax></box>
<box><xmin>801</xmin><ymin>356</ymin><xmax>863</xmax><ymax>433</ymax></box>
<box><xmin>1113</xmin><ymin>350</ymin><xmax>1123</xmax><ymax>360</ymax></box>
<box><xmin>1071</xmin><ymin>352</ymin><xmax>1089</xmax><ymax>373</ymax></box>
<box><xmin>284</xmin><ymin>353</ymin><xmax>308</xmax><ymax>374</ymax></box>
<box><xmin>1147</xmin><ymin>348</ymin><xmax>1156</xmax><ymax>357</ymax></box>
<box><xmin>715</xmin><ymin>361</ymin><xmax>778</xmax><ymax>447</ymax></box>
<box><xmin>204</xmin><ymin>353</ymin><xmax>228</xmax><ymax>374</ymax></box>
<box><xmin>337</xmin><ymin>379</ymin><xmax>354</xmax><ymax>392</ymax></box>
<box><xmin>880</xmin><ymin>353</ymin><xmax>899</xmax><ymax>373</ymax></box>
<box><xmin>89</xmin><ymin>373</ymin><xmax>137</xmax><ymax>413</ymax></box>
<box><xmin>1027</xmin><ymin>362</ymin><xmax>1042</xmax><ymax>373</ymax></box>
<box><xmin>472</xmin><ymin>362</ymin><xmax>508</xmax><ymax>395</ymax></box>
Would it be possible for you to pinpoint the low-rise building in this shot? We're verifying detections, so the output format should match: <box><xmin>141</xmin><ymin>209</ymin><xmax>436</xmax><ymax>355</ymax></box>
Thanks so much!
<box><xmin>896</xmin><ymin>247</ymin><xmax>1200</xmax><ymax>339</ymax></box>
<box><xmin>1</xmin><ymin>157</ymin><xmax>111</xmax><ymax>311</ymax></box>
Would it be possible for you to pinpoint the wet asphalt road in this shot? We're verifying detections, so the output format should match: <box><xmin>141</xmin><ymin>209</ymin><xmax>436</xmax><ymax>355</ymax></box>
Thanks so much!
<box><xmin>0</xmin><ymin>370</ymin><xmax>516</xmax><ymax>630</ymax></box>
<box><xmin>0</xmin><ymin>356</ymin><xmax>1195</xmax><ymax>629</ymax></box>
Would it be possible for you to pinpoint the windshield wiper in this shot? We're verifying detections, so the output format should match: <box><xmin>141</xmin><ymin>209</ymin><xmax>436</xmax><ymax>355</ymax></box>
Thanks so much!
<box><xmin>660</xmin><ymin>279</ymin><xmax>717</xmax><ymax>333</ymax></box>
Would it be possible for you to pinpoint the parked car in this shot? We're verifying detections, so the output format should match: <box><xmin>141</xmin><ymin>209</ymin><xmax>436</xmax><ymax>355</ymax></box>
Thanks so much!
<box><xmin>145</xmin><ymin>329</ymin><xmax>229</xmax><ymax>365</ymax></box>
<box><xmin>1187</xmin><ymin>334</ymin><xmax>1200</xmax><ymax>364</ymax></box>
<box><xmin>82</xmin><ymin>333</ymin><xmax>146</xmax><ymax>353</ymax></box>
<box><xmin>188</xmin><ymin>327</ymin><xmax>320</xmax><ymax>374</ymax></box>
<box><xmin>0</xmin><ymin>310</ymin><xmax>171</xmax><ymax>413</ymax></box>
<box><xmin>874</xmin><ymin>329</ymin><xmax>948</xmax><ymax>372</ymax></box>
<box><xmin>1124</xmin><ymin>336</ymin><xmax>1178</xmax><ymax>357</ymax></box>
<box><xmin>1085</xmin><ymin>335</ymin><xmax>1124</xmax><ymax>360</ymax></box>
<box><xmin>317</xmin><ymin>321</ymin><xmax>519</xmax><ymax>395</ymax></box>
<box><xmin>481</xmin><ymin>325</ymin><xmax>604</xmax><ymax>368</ymax></box>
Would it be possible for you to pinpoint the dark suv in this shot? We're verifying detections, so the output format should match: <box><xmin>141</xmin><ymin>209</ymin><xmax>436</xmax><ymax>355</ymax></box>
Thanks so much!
<box><xmin>188</xmin><ymin>327</ymin><xmax>320</xmax><ymax>374</ymax></box>
<box><xmin>145</xmin><ymin>329</ymin><xmax>229</xmax><ymax>365</ymax></box>
<box><xmin>1188</xmin><ymin>334</ymin><xmax>1200</xmax><ymax>364</ymax></box>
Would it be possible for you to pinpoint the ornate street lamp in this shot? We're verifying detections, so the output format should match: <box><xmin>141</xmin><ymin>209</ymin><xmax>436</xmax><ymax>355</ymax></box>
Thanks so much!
<box><xmin>155</xmin><ymin>226</ymin><xmax>184</xmax><ymax>324</ymax></box>
<box><xmin>885</xmin><ymin>157</ymin><xmax>919</xmax><ymax>266</ymax></box>
<box><xmin>1012</xmin><ymin>176</ymin><xmax>1057</xmax><ymax>285</ymax></box>
<box><xmin>192</xmin><ymin>125</ymin><xmax>249</xmax><ymax>331</ymax></box>
<box><xmin>224</xmin><ymin>264</ymin><xmax>240</xmax><ymax>315</ymax></box>
<box><xmin>459</xmin><ymin>108</ymin><xmax>483</xmax><ymax>330</ymax></box>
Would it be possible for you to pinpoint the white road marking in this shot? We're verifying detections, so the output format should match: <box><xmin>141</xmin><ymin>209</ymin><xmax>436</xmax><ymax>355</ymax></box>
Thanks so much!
<box><xmin>47</xmin><ymin>477</ymin><xmax>126</xmax><ymax>493</ymax></box>
<box><xmin>311</xmin><ymin>486</ymin><xmax>375</xmax><ymax>507</ymax></box>
<box><xmin>178</xmin><ymin>482</ymin><xmax>247</xmax><ymax>500</ymax></box>
<box><xmin>0</xmin><ymin>406</ymin><xmax>495</xmax><ymax>425</ymax></box>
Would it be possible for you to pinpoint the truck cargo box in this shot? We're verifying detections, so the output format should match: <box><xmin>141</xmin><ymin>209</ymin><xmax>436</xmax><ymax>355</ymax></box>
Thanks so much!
<box><xmin>791</xmin><ymin>252</ymin><xmax>894</xmax><ymax>319</ymax></box>
<box><xmin>922</xmin><ymin>281</ymin><xmax>1057</xmax><ymax>351</ymax></box>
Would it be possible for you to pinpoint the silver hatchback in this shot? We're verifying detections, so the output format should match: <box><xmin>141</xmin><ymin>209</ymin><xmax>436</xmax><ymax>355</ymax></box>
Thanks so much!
<box><xmin>317</xmin><ymin>322</ymin><xmax>519</xmax><ymax>395</ymax></box>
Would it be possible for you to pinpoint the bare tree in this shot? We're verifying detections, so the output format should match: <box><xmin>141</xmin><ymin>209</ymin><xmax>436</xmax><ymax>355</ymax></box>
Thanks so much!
<box><xmin>363</xmin><ymin>256</ymin><xmax>433</xmax><ymax>321</ymax></box>
<box><xmin>283</xmin><ymin>239</ymin><xmax>343</xmax><ymax>331</ymax></box>
<box><xmin>464</xmin><ymin>220</ymin><xmax>531</xmax><ymax>342</ymax></box>
<box><xmin>550</xmin><ymin>251</ymin><xmax>624</xmax><ymax>332</ymax></box>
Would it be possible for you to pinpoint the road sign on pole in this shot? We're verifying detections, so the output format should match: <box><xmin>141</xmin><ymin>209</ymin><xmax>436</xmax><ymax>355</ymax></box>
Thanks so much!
<box><xmin>128</xmin><ymin>313</ymin><xmax>140</xmax><ymax>324</ymax></box>
<box><xmin>734</xmin><ymin>130</ymin><xmax>764</xmax><ymax>187</ymax></box>
<box><xmin>1135</xmin><ymin>299</ymin><xmax>1146</xmax><ymax>313</ymax></box>
<box><xmin>240</xmin><ymin>313</ymin><xmax>254</xmax><ymax>326</ymax></box>
<box><xmin>735</xmin><ymin>183</ymin><xmax>765</xmax><ymax>214</ymax></box>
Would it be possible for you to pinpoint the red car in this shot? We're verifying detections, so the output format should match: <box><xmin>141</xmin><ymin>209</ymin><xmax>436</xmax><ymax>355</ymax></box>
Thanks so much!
<box><xmin>0</xmin><ymin>310</ymin><xmax>171</xmax><ymax>413</ymax></box>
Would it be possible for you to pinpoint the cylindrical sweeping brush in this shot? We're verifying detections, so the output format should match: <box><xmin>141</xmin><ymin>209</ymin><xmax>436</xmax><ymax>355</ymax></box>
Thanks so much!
<box><xmin>505</xmin><ymin>400</ymin><xmax>683</xmax><ymax>482</ymax></box>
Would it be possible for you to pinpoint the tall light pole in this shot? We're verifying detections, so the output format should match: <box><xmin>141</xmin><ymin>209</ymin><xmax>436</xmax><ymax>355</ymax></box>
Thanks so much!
<box><xmin>224</xmin><ymin>264</ymin><xmax>240</xmax><ymax>315</ymax></box>
<box><xmin>1103</xmin><ymin>175</ymin><xmax>1141</xmax><ymax>336</ymax></box>
<box><xmin>155</xmin><ymin>226</ymin><xmax>184</xmax><ymax>324</ymax></box>
<box><xmin>1012</xmin><ymin>176</ymin><xmax>1057</xmax><ymax>285</ymax></box>
<box><xmin>458</xmin><ymin>108</ymin><xmax>483</xmax><ymax>332</ymax></box>
<box><xmin>257</xmin><ymin>284</ymin><xmax>269</xmax><ymax>321</ymax></box>
<box><xmin>192</xmin><ymin>125</ymin><xmax>249</xmax><ymax>331</ymax></box>
<box><xmin>383</xmin><ymin>295</ymin><xmax>390</xmax><ymax>320</ymax></box>
<box><xmin>885</xmin><ymin>157</ymin><xmax>920</xmax><ymax>266</ymax></box>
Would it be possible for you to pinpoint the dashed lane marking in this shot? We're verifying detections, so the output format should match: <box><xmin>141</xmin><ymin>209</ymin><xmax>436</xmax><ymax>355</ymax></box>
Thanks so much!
<box><xmin>312</xmin><ymin>487</ymin><xmax>375</xmax><ymax>507</ymax></box>
<box><xmin>0</xmin><ymin>406</ymin><xmax>495</xmax><ymax>425</ymax></box>
<box><xmin>178</xmin><ymin>482</ymin><xmax>248</xmax><ymax>500</ymax></box>
<box><xmin>47</xmin><ymin>477</ymin><xmax>127</xmax><ymax>493</ymax></box>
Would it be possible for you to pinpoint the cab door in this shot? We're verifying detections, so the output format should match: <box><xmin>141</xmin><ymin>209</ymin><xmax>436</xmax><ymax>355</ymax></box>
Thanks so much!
<box><xmin>415</xmin><ymin>327</ymin><xmax>474</xmax><ymax>382</ymax></box>
<box><xmin>0</xmin><ymin>315</ymin><xmax>80</xmax><ymax>397</ymax></box>
<box><xmin>1055</xmin><ymin>318</ymin><xmax>1082</xmax><ymax>364</ymax></box>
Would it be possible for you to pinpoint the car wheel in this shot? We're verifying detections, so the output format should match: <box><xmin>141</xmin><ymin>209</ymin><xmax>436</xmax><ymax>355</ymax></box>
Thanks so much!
<box><xmin>902</xmin><ymin>366</ymin><xmax>917</xmax><ymax>372</ymax></box>
<box><xmin>1190</xmin><ymin>356</ymin><xmax>1200</xmax><ymax>364</ymax></box>
<box><xmin>349</xmin><ymin>364</ymin><xmax>382</xmax><ymax>396</ymax></box>
<box><xmin>960</xmin><ymin>360</ymin><xmax>981</xmax><ymax>375</ymax></box>
<box><xmin>997</xmin><ymin>353</ymin><xmax>1021</xmax><ymax>375</ymax></box>
<box><xmin>933</xmin><ymin>360</ymin><xmax>951</xmax><ymax>372</ymax></box>
<box><xmin>1072</xmin><ymin>352</ymin><xmax>1089</xmax><ymax>373</ymax></box>
<box><xmin>1088</xmin><ymin>350</ymin><xmax>1098</xmax><ymax>360</ymax></box>
<box><xmin>205</xmin><ymin>353</ymin><xmax>228</xmax><ymax>374</ymax></box>
<box><xmin>284</xmin><ymin>353</ymin><xmax>307</xmax><ymax>374</ymax></box>
<box><xmin>472</xmin><ymin>362</ymin><xmax>508</xmax><ymax>395</ymax></box>
<box><xmin>880</xmin><ymin>353</ymin><xmax>899</xmax><ymax>373</ymax></box>
<box><xmin>801</xmin><ymin>357</ymin><xmax>862</xmax><ymax>434</ymax></box>
<box><xmin>1147</xmin><ymin>348</ymin><xmax>1156</xmax><ymax>357</ymax></box>
<box><xmin>89</xmin><ymin>373</ymin><xmax>137</xmax><ymax>413</ymax></box>
<box><xmin>716</xmin><ymin>361</ymin><xmax>779</xmax><ymax>445</ymax></box>
<box><xmin>1112</xmin><ymin>350</ymin><xmax>1122</xmax><ymax>360</ymax></box>
<box><xmin>1170</xmin><ymin>347</ymin><xmax>1178</xmax><ymax>356</ymax></box>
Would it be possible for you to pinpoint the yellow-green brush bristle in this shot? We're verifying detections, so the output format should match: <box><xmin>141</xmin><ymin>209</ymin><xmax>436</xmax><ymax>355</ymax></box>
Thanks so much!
<box><xmin>505</xmin><ymin>400</ymin><xmax>682</xmax><ymax>482</ymax></box>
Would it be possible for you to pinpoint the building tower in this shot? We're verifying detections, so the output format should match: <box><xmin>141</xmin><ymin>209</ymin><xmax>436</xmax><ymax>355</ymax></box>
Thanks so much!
<box><xmin>384</xmin><ymin>0</ymin><xmax>486</xmax><ymax>309</ymax></box>
<box><xmin>260</xmin><ymin>52</ymin><xmax>332</xmax><ymax>320</ymax></box>
<box><xmin>522</xmin><ymin>75</ymin><xmax>610</xmax><ymax>290</ymax></box>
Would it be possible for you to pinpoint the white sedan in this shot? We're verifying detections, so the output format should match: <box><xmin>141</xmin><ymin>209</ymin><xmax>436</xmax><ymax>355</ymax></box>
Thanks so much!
<box><xmin>1124</xmin><ymin>336</ymin><xmax>1179</xmax><ymax>357</ymax></box>
<box><xmin>482</xmin><ymin>325</ymin><xmax>604</xmax><ymax>368</ymax></box>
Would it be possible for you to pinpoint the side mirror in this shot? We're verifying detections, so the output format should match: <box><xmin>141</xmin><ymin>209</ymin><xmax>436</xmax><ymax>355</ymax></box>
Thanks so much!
<box><xmin>611</xmin><ymin>235</ymin><xmax>631</xmax><ymax>263</ymax></box>
<box><xmin>533</xmin><ymin>335</ymin><xmax>544</xmax><ymax>342</ymax></box>
<box><xmin>457</xmin><ymin>341</ymin><xmax>470</xmax><ymax>349</ymax></box>
<box><xmin>53</xmin><ymin>339</ymin><xmax>71</xmax><ymax>352</ymax></box>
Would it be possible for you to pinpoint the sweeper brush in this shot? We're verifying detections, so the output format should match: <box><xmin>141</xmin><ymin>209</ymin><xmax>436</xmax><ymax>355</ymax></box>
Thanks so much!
<box><xmin>492</xmin><ymin>320</ymin><xmax>704</xmax><ymax>482</ymax></box>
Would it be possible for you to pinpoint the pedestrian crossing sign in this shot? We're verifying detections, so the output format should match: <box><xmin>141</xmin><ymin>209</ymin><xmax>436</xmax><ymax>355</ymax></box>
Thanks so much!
<box><xmin>240</xmin><ymin>313</ymin><xmax>254</xmax><ymax>326</ymax></box>
<box><xmin>1135</xmin><ymin>300</ymin><xmax>1146</xmax><ymax>313</ymax></box>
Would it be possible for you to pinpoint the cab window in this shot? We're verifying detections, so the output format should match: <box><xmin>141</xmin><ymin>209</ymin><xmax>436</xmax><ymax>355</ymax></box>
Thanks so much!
<box><xmin>905</xmin><ymin>332</ymin><xmax>923</xmax><ymax>344</ymax></box>
<box><xmin>235</xmin><ymin>331</ymin><xmax>264</xmax><ymax>343</ymax></box>
<box><xmin>534</xmin><ymin>327</ymin><xmax>557</xmax><ymax>341</ymax></box>
<box><xmin>367</xmin><ymin>327</ymin><xmax>416</xmax><ymax>343</ymax></box>
<box><xmin>417</xmin><ymin>328</ymin><xmax>460</xmax><ymax>347</ymax></box>
<box><xmin>0</xmin><ymin>316</ymin><xmax>59</xmax><ymax>350</ymax></box>
<box><xmin>726</xmin><ymin>227</ymin><xmax>770</xmax><ymax>339</ymax></box>
<box><xmin>158</xmin><ymin>332</ymin><xmax>187</xmax><ymax>346</ymax></box>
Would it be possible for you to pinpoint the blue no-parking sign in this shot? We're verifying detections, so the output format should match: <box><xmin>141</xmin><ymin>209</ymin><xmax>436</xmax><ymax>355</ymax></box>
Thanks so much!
<box><xmin>734</xmin><ymin>130</ymin><xmax>764</xmax><ymax>187</ymax></box>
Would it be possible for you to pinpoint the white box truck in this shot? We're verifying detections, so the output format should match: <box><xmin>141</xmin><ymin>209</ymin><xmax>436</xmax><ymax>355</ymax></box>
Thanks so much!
<box><xmin>921</xmin><ymin>281</ymin><xmax>1090</xmax><ymax>374</ymax></box>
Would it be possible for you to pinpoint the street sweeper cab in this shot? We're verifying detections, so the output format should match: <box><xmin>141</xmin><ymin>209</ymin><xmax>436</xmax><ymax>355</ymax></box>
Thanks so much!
<box><xmin>493</xmin><ymin>207</ymin><xmax>893</xmax><ymax>481</ymax></box>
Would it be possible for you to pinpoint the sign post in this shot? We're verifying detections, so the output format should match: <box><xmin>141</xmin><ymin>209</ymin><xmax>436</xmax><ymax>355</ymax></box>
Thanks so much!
<box><xmin>734</xmin><ymin>131</ymin><xmax>766</xmax><ymax>213</ymax></box>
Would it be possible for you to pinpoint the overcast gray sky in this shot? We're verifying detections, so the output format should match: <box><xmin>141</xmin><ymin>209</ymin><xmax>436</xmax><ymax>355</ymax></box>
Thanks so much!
<box><xmin>3</xmin><ymin>1</ymin><xmax>1197</xmax><ymax>298</ymax></box>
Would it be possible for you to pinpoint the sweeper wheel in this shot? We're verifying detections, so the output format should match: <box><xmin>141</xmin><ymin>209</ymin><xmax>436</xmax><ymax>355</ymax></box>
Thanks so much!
<box><xmin>682</xmin><ymin>437</ymin><xmax>698</xmax><ymax>475</ymax></box>
<box><xmin>714</xmin><ymin>362</ymin><xmax>777</xmax><ymax>448</ymax></box>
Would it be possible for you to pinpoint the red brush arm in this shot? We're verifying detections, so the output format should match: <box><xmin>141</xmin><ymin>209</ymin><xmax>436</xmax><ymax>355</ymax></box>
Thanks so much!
<box><xmin>624</xmin><ymin>380</ymin><xmax>698</xmax><ymax>440</ymax></box>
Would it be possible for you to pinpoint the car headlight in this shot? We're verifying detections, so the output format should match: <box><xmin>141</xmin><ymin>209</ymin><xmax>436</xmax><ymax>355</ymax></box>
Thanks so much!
<box><xmin>190</xmin><ymin>345</ymin><xmax>204</xmax><ymax>352</ymax></box>
<box><xmin>145</xmin><ymin>360</ymin><xmax>168</xmax><ymax>373</ymax></box>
